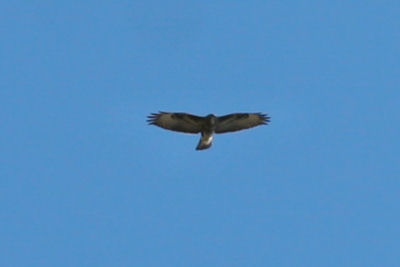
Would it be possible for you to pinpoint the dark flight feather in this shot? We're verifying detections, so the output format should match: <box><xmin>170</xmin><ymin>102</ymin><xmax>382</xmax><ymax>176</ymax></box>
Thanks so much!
<box><xmin>147</xmin><ymin>112</ymin><xmax>203</xmax><ymax>134</ymax></box>
<box><xmin>215</xmin><ymin>113</ymin><xmax>270</xmax><ymax>133</ymax></box>
<box><xmin>147</xmin><ymin>111</ymin><xmax>270</xmax><ymax>150</ymax></box>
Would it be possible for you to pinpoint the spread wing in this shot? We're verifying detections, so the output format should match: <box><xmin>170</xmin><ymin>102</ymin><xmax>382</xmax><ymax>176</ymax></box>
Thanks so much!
<box><xmin>215</xmin><ymin>113</ymin><xmax>270</xmax><ymax>133</ymax></box>
<box><xmin>147</xmin><ymin>112</ymin><xmax>204</xmax><ymax>134</ymax></box>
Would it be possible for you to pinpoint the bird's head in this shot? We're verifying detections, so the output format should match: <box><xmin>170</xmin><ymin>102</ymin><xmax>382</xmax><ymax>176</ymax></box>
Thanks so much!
<box><xmin>205</xmin><ymin>114</ymin><xmax>217</xmax><ymax>125</ymax></box>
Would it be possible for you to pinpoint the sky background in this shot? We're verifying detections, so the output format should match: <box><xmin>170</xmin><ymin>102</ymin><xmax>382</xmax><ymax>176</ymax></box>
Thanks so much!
<box><xmin>1</xmin><ymin>1</ymin><xmax>400</xmax><ymax>266</ymax></box>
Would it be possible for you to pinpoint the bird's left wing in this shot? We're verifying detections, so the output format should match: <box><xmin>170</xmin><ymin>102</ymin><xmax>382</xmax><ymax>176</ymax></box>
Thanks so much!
<box><xmin>215</xmin><ymin>113</ymin><xmax>270</xmax><ymax>133</ymax></box>
<box><xmin>147</xmin><ymin>112</ymin><xmax>203</xmax><ymax>134</ymax></box>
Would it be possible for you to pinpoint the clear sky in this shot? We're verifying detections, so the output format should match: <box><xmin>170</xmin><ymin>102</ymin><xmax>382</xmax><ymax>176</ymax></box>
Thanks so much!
<box><xmin>1</xmin><ymin>1</ymin><xmax>399</xmax><ymax>266</ymax></box>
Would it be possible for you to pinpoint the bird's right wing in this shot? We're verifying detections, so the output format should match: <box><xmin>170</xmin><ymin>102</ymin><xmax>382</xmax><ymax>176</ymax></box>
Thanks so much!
<box><xmin>215</xmin><ymin>113</ymin><xmax>270</xmax><ymax>133</ymax></box>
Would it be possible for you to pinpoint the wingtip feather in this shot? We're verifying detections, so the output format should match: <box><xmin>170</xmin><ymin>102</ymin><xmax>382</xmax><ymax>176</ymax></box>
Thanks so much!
<box><xmin>258</xmin><ymin>112</ymin><xmax>271</xmax><ymax>125</ymax></box>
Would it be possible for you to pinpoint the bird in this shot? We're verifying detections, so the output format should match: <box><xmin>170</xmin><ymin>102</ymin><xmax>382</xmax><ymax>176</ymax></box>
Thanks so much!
<box><xmin>147</xmin><ymin>111</ymin><xmax>270</xmax><ymax>150</ymax></box>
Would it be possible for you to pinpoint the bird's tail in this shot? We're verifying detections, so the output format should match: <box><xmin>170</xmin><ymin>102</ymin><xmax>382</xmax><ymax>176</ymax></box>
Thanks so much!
<box><xmin>196</xmin><ymin>133</ymin><xmax>213</xmax><ymax>150</ymax></box>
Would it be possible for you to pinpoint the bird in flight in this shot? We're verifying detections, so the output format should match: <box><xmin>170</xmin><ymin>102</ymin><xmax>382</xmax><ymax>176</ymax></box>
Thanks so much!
<box><xmin>147</xmin><ymin>112</ymin><xmax>270</xmax><ymax>150</ymax></box>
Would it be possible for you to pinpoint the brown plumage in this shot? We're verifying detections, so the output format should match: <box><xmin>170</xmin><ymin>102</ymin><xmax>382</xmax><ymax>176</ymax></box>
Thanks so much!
<box><xmin>147</xmin><ymin>112</ymin><xmax>270</xmax><ymax>150</ymax></box>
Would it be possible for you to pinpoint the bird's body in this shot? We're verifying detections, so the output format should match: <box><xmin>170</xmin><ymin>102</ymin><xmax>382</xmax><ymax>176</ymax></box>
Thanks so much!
<box><xmin>197</xmin><ymin>132</ymin><xmax>214</xmax><ymax>150</ymax></box>
<box><xmin>196</xmin><ymin>114</ymin><xmax>217</xmax><ymax>150</ymax></box>
<box><xmin>147</xmin><ymin>112</ymin><xmax>270</xmax><ymax>150</ymax></box>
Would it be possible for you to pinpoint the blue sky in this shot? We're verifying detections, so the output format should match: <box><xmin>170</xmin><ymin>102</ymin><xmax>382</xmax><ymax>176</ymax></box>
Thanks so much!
<box><xmin>1</xmin><ymin>1</ymin><xmax>399</xmax><ymax>266</ymax></box>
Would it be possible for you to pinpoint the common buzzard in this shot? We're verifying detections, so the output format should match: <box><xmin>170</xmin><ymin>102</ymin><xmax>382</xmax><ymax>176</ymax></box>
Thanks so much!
<box><xmin>147</xmin><ymin>112</ymin><xmax>270</xmax><ymax>150</ymax></box>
